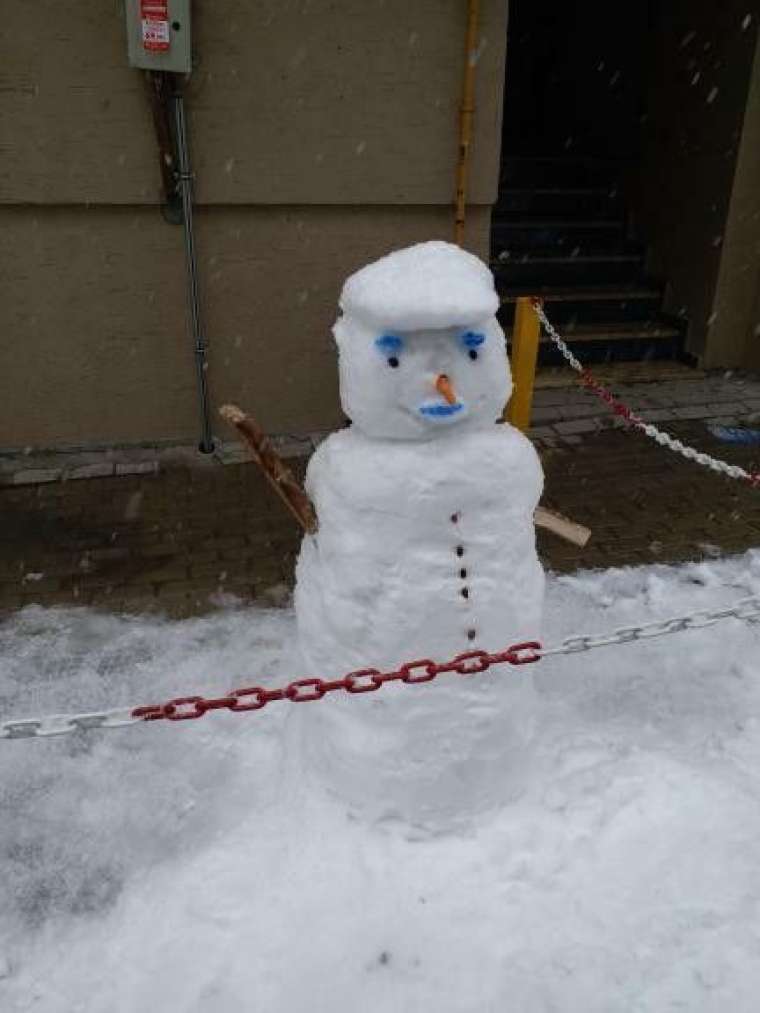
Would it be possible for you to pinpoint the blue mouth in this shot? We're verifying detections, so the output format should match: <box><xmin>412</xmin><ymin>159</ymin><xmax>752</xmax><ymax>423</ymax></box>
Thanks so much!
<box><xmin>419</xmin><ymin>402</ymin><xmax>464</xmax><ymax>418</ymax></box>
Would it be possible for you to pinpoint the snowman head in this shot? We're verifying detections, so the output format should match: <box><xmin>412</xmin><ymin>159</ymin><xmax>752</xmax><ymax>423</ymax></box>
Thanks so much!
<box><xmin>333</xmin><ymin>241</ymin><xmax>512</xmax><ymax>441</ymax></box>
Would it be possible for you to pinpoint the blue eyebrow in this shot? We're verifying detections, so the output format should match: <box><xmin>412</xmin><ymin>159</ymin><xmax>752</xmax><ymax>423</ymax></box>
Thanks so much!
<box><xmin>461</xmin><ymin>331</ymin><xmax>485</xmax><ymax>348</ymax></box>
<box><xmin>375</xmin><ymin>334</ymin><xmax>403</xmax><ymax>352</ymax></box>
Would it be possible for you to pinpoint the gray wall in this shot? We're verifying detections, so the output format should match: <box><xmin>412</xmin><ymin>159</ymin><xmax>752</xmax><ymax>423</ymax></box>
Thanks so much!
<box><xmin>0</xmin><ymin>1</ymin><xmax>508</xmax><ymax>449</ymax></box>
<box><xmin>634</xmin><ymin>2</ymin><xmax>759</xmax><ymax>367</ymax></box>
<box><xmin>709</xmin><ymin>31</ymin><xmax>760</xmax><ymax>370</ymax></box>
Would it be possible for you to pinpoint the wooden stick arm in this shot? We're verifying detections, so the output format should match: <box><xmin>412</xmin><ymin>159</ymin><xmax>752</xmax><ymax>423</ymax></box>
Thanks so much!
<box><xmin>221</xmin><ymin>404</ymin><xmax>590</xmax><ymax>548</ymax></box>
<box><xmin>219</xmin><ymin>404</ymin><xmax>246</xmax><ymax>427</ymax></box>
<box><xmin>534</xmin><ymin>505</ymin><xmax>591</xmax><ymax>547</ymax></box>
<box><xmin>220</xmin><ymin>404</ymin><xmax>318</xmax><ymax>534</ymax></box>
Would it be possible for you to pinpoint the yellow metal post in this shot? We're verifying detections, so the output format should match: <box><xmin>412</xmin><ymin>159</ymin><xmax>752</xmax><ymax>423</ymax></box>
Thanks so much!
<box><xmin>506</xmin><ymin>297</ymin><xmax>541</xmax><ymax>431</ymax></box>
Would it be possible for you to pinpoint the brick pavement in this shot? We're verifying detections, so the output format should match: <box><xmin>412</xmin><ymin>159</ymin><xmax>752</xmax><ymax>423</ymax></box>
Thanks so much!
<box><xmin>538</xmin><ymin>421</ymin><xmax>760</xmax><ymax>572</ymax></box>
<box><xmin>528</xmin><ymin>363</ymin><xmax>760</xmax><ymax>443</ymax></box>
<box><xmin>0</xmin><ymin>463</ymin><xmax>306</xmax><ymax>618</ymax></box>
<box><xmin>1</xmin><ymin>405</ymin><xmax>758</xmax><ymax>618</ymax></box>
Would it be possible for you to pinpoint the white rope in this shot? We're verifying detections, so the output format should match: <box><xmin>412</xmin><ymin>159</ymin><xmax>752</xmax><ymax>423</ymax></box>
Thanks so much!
<box><xmin>533</xmin><ymin>302</ymin><xmax>759</xmax><ymax>487</ymax></box>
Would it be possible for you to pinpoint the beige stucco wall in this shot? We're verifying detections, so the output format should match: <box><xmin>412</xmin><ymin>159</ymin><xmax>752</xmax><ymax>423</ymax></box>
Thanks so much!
<box><xmin>0</xmin><ymin>205</ymin><xmax>490</xmax><ymax>448</ymax></box>
<box><xmin>634</xmin><ymin>3</ymin><xmax>759</xmax><ymax>366</ymax></box>
<box><xmin>0</xmin><ymin>1</ymin><xmax>508</xmax><ymax>450</ymax></box>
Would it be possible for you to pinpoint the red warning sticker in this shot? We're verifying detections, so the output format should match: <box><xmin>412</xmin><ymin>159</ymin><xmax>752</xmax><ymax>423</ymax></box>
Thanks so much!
<box><xmin>141</xmin><ymin>1</ymin><xmax>171</xmax><ymax>53</ymax></box>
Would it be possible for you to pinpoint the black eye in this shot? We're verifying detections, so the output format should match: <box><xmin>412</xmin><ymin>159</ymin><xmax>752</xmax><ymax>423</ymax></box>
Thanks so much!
<box><xmin>468</xmin><ymin>349</ymin><xmax>478</xmax><ymax>361</ymax></box>
<box><xmin>388</xmin><ymin>356</ymin><xmax>399</xmax><ymax>368</ymax></box>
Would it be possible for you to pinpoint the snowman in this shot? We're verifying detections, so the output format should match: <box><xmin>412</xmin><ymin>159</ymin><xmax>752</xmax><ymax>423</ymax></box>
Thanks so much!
<box><xmin>293</xmin><ymin>241</ymin><xmax>545</xmax><ymax>828</ymax></box>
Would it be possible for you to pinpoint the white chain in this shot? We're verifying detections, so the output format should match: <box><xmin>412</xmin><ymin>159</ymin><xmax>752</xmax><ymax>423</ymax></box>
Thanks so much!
<box><xmin>533</xmin><ymin>303</ymin><xmax>586</xmax><ymax>374</ymax></box>
<box><xmin>3</xmin><ymin>306</ymin><xmax>756</xmax><ymax>743</ymax></box>
<box><xmin>2</xmin><ymin>594</ymin><xmax>758</xmax><ymax>741</ymax></box>
<box><xmin>0</xmin><ymin>708</ymin><xmax>140</xmax><ymax>740</ymax></box>
<box><xmin>540</xmin><ymin>593</ymin><xmax>760</xmax><ymax>656</ymax></box>
<box><xmin>533</xmin><ymin>302</ymin><xmax>759</xmax><ymax>486</ymax></box>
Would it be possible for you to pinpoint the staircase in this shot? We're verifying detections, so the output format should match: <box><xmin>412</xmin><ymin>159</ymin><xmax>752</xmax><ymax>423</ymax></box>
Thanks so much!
<box><xmin>492</xmin><ymin>157</ymin><xmax>686</xmax><ymax>367</ymax></box>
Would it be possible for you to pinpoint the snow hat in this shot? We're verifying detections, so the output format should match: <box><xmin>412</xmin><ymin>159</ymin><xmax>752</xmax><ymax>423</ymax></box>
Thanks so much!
<box><xmin>339</xmin><ymin>241</ymin><xmax>500</xmax><ymax>332</ymax></box>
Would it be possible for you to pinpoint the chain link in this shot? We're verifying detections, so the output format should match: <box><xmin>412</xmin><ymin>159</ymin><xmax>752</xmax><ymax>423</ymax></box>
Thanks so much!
<box><xmin>532</xmin><ymin>301</ymin><xmax>760</xmax><ymax>488</ymax></box>
<box><xmin>2</xmin><ymin>593</ymin><xmax>759</xmax><ymax>740</ymax></box>
<box><xmin>4</xmin><ymin>307</ymin><xmax>755</xmax><ymax>741</ymax></box>
<box><xmin>124</xmin><ymin>643</ymin><xmax>543</xmax><ymax>726</ymax></box>
<box><xmin>541</xmin><ymin>594</ymin><xmax>760</xmax><ymax>657</ymax></box>
<box><xmin>0</xmin><ymin>708</ymin><xmax>140</xmax><ymax>740</ymax></box>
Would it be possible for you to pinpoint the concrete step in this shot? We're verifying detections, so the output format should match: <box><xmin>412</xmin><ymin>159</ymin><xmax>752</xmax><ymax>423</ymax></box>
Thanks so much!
<box><xmin>533</xmin><ymin>359</ymin><xmax>704</xmax><ymax>389</ymax></box>
<box><xmin>495</xmin><ymin>185</ymin><xmax>623</xmax><ymax>219</ymax></box>
<box><xmin>492</xmin><ymin>218</ymin><xmax>628</xmax><ymax>252</ymax></box>
<box><xmin>500</xmin><ymin>285</ymin><xmax>661</xmax><ymax>302</ymax></box>
<box><xmin>531</xmin><ymin>321</ymin><xmax>681</xmax><ymax>342</ymax></box>
<box><xmin>498</xmin><ymin>285</ymin><xmax>663</xmax><ymax>325</ymax></box>
<box><xmin>499</xmin><ymin>155</ymin><xmax>624</xmax><ymax>187</ymax></box>
<box><xmin>492</xmin><ymin>249</ymin><xmax>646</xmax><ymax>287</ymax></box>
<box><xmin>505</xmin><ymin>320</ymin><xmax>684</xmax><ymax>366</ymax></box>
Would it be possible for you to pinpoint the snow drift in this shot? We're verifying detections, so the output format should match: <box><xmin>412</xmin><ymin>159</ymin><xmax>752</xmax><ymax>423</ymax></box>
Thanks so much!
<box><xmin>1</xmin><ymin>552</ymin><xmax>760</xmax><ymax>1012</ymax></box>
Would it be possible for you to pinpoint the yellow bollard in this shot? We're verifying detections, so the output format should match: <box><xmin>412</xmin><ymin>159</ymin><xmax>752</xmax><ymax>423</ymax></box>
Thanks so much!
<box><xmin>505</xmin><ymin>296</ymin><xmax>541</xmax><ymax>432</ymax></box>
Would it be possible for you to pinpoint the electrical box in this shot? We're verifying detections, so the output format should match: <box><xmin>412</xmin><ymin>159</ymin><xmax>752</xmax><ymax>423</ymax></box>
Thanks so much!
<box><xmin>125</xmin><ymin>0</ymin><xmax>192</xmax><ymax>74</ymax></box>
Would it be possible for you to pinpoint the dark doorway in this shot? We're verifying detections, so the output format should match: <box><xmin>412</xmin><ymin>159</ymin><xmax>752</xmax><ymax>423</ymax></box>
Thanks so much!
<box><xmin>502</xmin><ymin>0</ymin><xmax>651</xmax><ymax>162</ymax></box>
<box><xmin>493</xmin><ymin>1</ymin><xmax>685</xmax><ymax>366</ymax></box>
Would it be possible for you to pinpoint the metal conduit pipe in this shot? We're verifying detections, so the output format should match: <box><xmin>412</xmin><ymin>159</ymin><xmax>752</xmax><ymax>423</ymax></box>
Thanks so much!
<box><xmin>172</xmin><ymin>86</ymin><xmax>214</xmax><ymax>454</ymax></box>
<box><xmin>454</xmin><ymin>0</ymin><xmax>480</xmax><ymax>246</ymax></box>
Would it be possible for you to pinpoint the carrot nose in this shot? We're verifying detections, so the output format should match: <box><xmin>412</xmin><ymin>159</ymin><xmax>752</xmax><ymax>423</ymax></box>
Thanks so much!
<box><xmin>435</xmin><ymin>374</ymin><xmax>458</xmax><ymax>406</ymax></box>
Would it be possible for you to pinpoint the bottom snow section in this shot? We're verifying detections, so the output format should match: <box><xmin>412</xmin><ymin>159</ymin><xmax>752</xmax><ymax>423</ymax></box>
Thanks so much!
<box><xmin>1</xmin><ymin>552</ymin><xmax>760</xmax><ymax>1013</ymax></box>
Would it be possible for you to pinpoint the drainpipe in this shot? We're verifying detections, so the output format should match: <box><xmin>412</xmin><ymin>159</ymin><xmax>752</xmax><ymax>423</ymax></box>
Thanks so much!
<box><xmin>144</xmin><ymin>70</ymin><xmax>182</xmax><ymax>224</ymax></box>
<box><xmin>172</xmin><ymin>82</ymin><xmax>214</xmax><ymax>453</ymax></box>
<box><xmin>454</xmin><ymin>0</ymin><xmax>480</xmax><ymax>246</ymax></box>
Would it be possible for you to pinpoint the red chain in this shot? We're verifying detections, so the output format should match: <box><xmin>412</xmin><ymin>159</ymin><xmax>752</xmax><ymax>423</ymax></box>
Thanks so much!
<box><xmin>578</xmin><ymin>370</ymin><xmax>640</xmax><ymax>425</ymax></box>
<box><xmin>131</xmin><ymin>641</ymin><xmax>542</xmax><ymax>724</ymax></box>
<box><xmin>531</xmin><ymin>297</ymin><xmax>760</xmax><ymax>489</ymax></box>
<box><xmin>577</xmin><ymin>369</ymin><xmax>760</xmax><ymax>488</ymax></box>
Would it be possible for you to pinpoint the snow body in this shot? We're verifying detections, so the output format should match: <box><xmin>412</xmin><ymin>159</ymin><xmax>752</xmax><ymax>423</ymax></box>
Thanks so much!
<box><xmin>295</xmin><ymin>426</ymin><xmax>543</xmax><ymax>826</ymax></box>
<box><xmin>294</xmin><ymin>241</ymin><xmax>545</xmax><ymax>825</ymax></box>
<box><xmin>296</xmin><ymin>425</ymin><xmax>543</xmax><ymax>672</ymax></box>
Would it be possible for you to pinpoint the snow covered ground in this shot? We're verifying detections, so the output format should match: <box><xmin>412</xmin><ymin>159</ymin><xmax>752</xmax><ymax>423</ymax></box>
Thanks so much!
<box><xmin>1</xmin><ymin>551</ymin><xmax>760</xmax><ymax>1012</ymax></box>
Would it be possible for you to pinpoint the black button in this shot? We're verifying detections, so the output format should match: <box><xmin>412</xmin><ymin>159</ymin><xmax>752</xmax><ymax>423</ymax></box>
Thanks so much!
<box><xmin>456</xmin><ymin>546</ymin><xmax>464</xmax><ymax>557</ymax></box>
<box><xmin>467</xmin><ymin>629</ymin><xmax>477</xmax><ymax>641</ymax></box>
<box><xmin>461</xmin><ymin>588</ymin><xmax>469</xmax><ymax>599</ymax></box>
